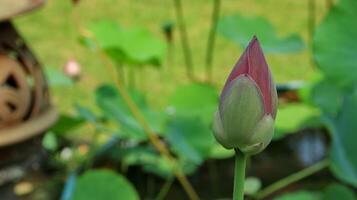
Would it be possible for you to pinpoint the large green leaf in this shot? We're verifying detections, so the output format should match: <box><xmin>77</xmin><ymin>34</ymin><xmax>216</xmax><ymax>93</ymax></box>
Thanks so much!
<box><xmin>322</xmin><ymin>183</ymin><xmax>356</xmax><ymax>200</ymax></box>
<box><xmin>274</xmin><ymin>191</ymin><xmax>321</xmax><ymax>200</ymax></box>
<box><xmin>120</xmin><ymin>146</ymin><xmax>174</xmax><ymax>177</ymax></box>
<box><xmin>45</xmin><ymin>67</ymin><xmax>74</xmax><ymax>87</ymax></box>
<box><xmin>313</xmin><ymin>0</ymin><xmax>357</xmax><ymax>87</ymax></box>
<box><xmin>298</xmin><ymin>74</ymin><xmax>323</xmax><ymax>105</ymax></box>
<box><xmin>72</xmin><ymin>170</ymin><xmax>139</xmax><ymax>200</ymax></box>
<box><xmin>96</xmin><ymin>85</ymin><xmax>166</xmax><ymax>141</ymax></box>
<box><xmin>218</xmin><ymin>14</ymin><xmax>305</xmax><ymax>53</ymax></box>
<box><xmin>75</xmin><ymin>105</ymin><xmax>98</xmax><ymax>123</ymax></box>
<box><xmin>274</xmin><ymin>185</ymin><xmax>356</xmax><ymax>200</ymax></box>
<box><xmin>89</xmin><ymin>20</ymin><xmax>166</xmax><ymax>66</ymax></box>
<box><xmin>165</xmin><ymin>116</ymin><xmax>215</xmax><ymax>165</ymax></box>
<box><xmin>49</xmin><ymin>115</ymin><xmax>84</xmax><ymax>135</ymax></box>
<box><xmin>274</xmin><ymin>103</ymin><xmax>321</xmax><ymax>140</ymax></box>
<box><xmin>87</xmin><ymin>21</ymin><xmax>128</xmax><ymax>64</ymax></box>
<box><xmin>120</xmin><ymin>146</ymin><xmax>198</xmax><ymax>177</ymax></box>
<box><xmin>96</xmin><ymin>85</ymin><xmax>146</xmax><ymax>140</ymax></box>
<box><xmin>169</xmin><ymin>83</ymin><xmax>218</xmax><ymax>125</ymax></box>
<box><xmin>118</xmin><ymin>27</ymin><xmax>167</xmax><ymax>66</ymax></box>
<box><xmin>311</xmin><ymin>80</ymin><xmax>344</xmax><ymax>117</ymax></box>
<box><xmin>89</xmin><ymin>20</ymin><xmax>122</xmax><ymax>49</ymax></box>
<box><xmin>324</xmin><ymin>91</ymin><xmax>357</xmax><ymax>187</ymax></box>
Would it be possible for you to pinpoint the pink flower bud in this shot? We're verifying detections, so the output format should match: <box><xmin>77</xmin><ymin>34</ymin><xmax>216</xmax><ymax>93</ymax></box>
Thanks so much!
<box><xmin>221</xmin><ymin>36</ymin><xmax>277</xmax><ymax>118</ymax></box>
<box><xmin>213</xmin><ymin>36</ymin><xmax>278</xmax><ymax>155</ymax></box>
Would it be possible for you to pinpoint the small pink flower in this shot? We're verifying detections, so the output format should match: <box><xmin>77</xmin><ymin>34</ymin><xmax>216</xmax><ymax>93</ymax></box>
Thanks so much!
<box><xmin>64</xmin><ymin>59</ymin><xmax>81</xmax><ymax>80</ymax></box>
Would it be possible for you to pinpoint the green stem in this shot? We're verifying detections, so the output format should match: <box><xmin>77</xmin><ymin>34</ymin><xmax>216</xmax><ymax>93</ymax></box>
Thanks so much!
<box><xmin>308</xmin><ymin>0</ymin><xmax>316</xmax><ymax>67</ymax></box>
<box><xmin>74</xmin><ymin>8</ymin><xmax>199</xmax><ymax>200</ymax></box>
<box><xmin>155</xmin><ymin>176</ymin><xmax>174</xmax><ymax>200</ymax></box>
<box><xmin>254</xmin><ymin>159</ymin><xmax>329</xmax><ymax>199</ymax></box>
<box><xmin>326</xmin><ymin>0</ymin><xmax>333</xmax><ymax>10</ymax></box>
<box><xmin>205</xmin><ymin>0</ymin><xmax>221</xmax><ymax>82</ymax></box>
<box><xmin>308</xmin><ymin>0</ymin><xmax>316</xmax><ymax>48</ymax></box>
<box><xmin>117</xmin><ymin>64</ymin><xmax>125</xmax><ymax>85</ymax></box>
<box><xmin>233</xmin><ymin>149</ymin><xmax>247</xmax><ymax>200</ymax></box>
<box><xmin>167</xmin><ymin>42</ymin><xmax>174</xmax><ymax>70</ymax></box>
<box><xmin>173</xmin><ymin>0</ymin><xmax>194</xmax><ymax>80</ymax></box>
<box><xmin>128</xmin><ymin>68</ymin><xmax>136</xmax><ymax>88</ymax></box>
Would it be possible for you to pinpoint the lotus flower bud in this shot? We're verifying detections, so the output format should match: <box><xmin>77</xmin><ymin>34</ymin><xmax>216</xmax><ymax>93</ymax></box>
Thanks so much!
<box><xmin>213</xmin><ymin>36</ymin><xmax>278</xmax><ymax>155</ymax></box>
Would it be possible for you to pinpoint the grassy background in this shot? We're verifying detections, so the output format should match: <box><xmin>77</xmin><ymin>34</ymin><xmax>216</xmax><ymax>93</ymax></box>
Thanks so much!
<box><xmin>14</xmin><ymin>0</ymin><xmax>329</xmax><ymax>112</ymax></box>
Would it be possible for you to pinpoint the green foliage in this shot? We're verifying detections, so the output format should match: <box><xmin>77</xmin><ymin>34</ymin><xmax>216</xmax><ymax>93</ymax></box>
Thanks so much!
<box><xmin>244</xmin><ymin>177</ymin><xmax>262</xmax><ymax>195</ymax></box>
<box><xmin>120</xmin><ymin>146</ymin><xmax>174</xmax><ymax>177</ymax></box>
<box><xmin>88</xmin><ymin>20</ymin><xmax>167</xmax><ymax>66</ymax></box>
<box><xmin>310</xmin><ymin>80</ymin><xmax>344</xmax><ymax>117</ymax></box>
<box><xmin>168</xmin><ymin>83</ymin><xmax>233</xmax><ymax>159</ymax></box>
<box><xmin>274</xmin><ymin>103</ymin><xmax>321</xmax><ymax>140</ymax></box>
<box><xmin>166</xmin><ymin>116</ymin><xmax>215</xmax><ymax>165</ymax></box>
<box><xmin>273</xmin><ymin>184</ymin><xmax>356</xmax><ymax>200</ymax></box>
<box><xmin>42</xmin><ymin>131</ymin><xmax>58</xmax><ymax>151</ymax></box>
<box><xmin>274</xmin><ymin>191</ymin><xmax>321</xmax><ymax>200</ymax></box>
<box><xmin>310</xmin><ymin>0</ymin><xmax>357</xmax><ymax>187</ymax></box>
<box><xmin>45</xmin><ymin>67</ymin><xmax>74</xmax><ymax>86</ymax></box>
<box><xmin>95</xmin><ymin>84</ymin><xmax>166</xmax><ymax>141</ymax></box>
<box><xmin>89</xmin><ymin>21</ymin><xmax>121</xmax><ymax>49</ymax></box>
<box><xmin>93</xmin><ymin>83</ymin><xmax>220</xmax><ymax>176</ymax></box>
<box><xmin>49</xmin><ymin>115</ymin><xmax>85</xmax><ymax>135</ymax></box>
<box><xmin>37</xmin><ymin>0</ymin><xmax>357</xmax><ymax>198</ymax></box>
<box><xmin>169</xmin><ymin>83</ymin><xmax>218</xmax><ymax>125</ymax></box>
<box><xmin>75</xmin><ymin>105</ymin><xmax>98</xmax><ymax>123</ymax></box>
<box><xmin>218</xmin><ymin>14</ymin><xmax>305</xmax><ymax>53</ymax></box>
<box><xmin>322</xmin><ymin>183</ymin><xmax>356</xmax><ymax>200</ymax></box>
<box><xmin>72</xmin><ymin>170</ymin><xmax>139</xmax><ymax>200</ymax></box>
<box><xmin>323</xmin><ymin>91</ymin><xmax>357</xmax><ymax>187</ymax></box>
<box><xmin>313</xmin><ymin>0</ymin><xmax>357</xmax><ymax>87</ymax></box>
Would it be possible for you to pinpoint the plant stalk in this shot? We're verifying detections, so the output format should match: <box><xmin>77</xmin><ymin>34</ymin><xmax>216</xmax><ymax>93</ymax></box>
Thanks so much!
<box><xmin>110</xmin><ymin>57</ymin><xmax>199</xmax><ymax>200</ymax></box>
<box><xmin>173</xmin><ymin>0</ymin><xmax>194</xmax><ymax>80</ymax></box>
<box><xmin>308</xmin><ymin>0</ymin><xmax>316</xmax><ymax>48</ymax></box>
<box><xmin>254</xmin><ymin>159</ymin><xmax>329</xmax><ymax>199</ymax></box>
<box><xmin>233</xmin><ymin>149</ymin><xmax>247</xmax><ymax>200</ymax></box>
<box><xmin>155</xmin><ymin>176</ymin><xmax>174</xmax><ymax>200</ymax></box>
<box><xmin>326</xmin><ymin>0</ymin><xmax>333</xmax><ymax>10</ymax></box>
<box><xmin>308</xmin><ymin>0</ymin><xmax>316</xmax><ymax>67</ymax></box>
<box><xmin>117</xmin><ymin>64</ymin><xmax>125</xmax><ymax>85</ymax></box>
<box><xmin>77</xmin><ymin>29</ymin><xmax>200</xmax><ymax>200</ymax></box>
<box><xmin>128</xmin><ymin>68</ymin><xmax>136</xmax><ymax>88</ymax></box>
<box><xmin>205</xmin><ymin>0</ymin><xmax>221</xmax><ymax>82</ymax></box>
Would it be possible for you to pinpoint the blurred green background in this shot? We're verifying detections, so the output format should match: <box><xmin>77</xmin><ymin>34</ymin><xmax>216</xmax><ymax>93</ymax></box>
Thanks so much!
<box><xmin>4</xmin><ymin>0</ymin><xmax>356</xmax><ymax>199</ymax></box>
<box><xmin>14</xmin><ymin>0</ymin><xmax>328</xmax><ymax>111</ymax></box>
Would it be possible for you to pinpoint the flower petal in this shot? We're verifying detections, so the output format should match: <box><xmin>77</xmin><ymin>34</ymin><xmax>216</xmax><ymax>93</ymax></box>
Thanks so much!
<box><xmin>219</xmin><ymin>75</ymin><xmax>265</xmax><ymax>149</ymax></box>
<box><xmin>221</xmin><ymin>36</ymin><xmax>277</xmax><ymax>117</ymax></box>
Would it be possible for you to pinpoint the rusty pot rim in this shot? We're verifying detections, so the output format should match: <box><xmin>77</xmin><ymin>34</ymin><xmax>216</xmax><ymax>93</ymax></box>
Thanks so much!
<box><xmin>0</xmin><ymin>106</ymin><xmax>58</xmax><ymax>147</ymax></box>
<box><xmin>0</xmin><ymin>0</ymin><xmax>45</xmax><ymax>22</ymax></box>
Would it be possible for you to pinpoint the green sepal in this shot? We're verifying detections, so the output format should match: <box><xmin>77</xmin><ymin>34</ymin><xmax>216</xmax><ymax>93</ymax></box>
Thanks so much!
<box><xmin>240</xmin><ymin>114</ymin><xmax>274</xmax><ymax>155</ymax></box>
<box><xmin>213</xmin><ymin>75</ymin><xmax>265</xmax><ymax>149</ymax></box>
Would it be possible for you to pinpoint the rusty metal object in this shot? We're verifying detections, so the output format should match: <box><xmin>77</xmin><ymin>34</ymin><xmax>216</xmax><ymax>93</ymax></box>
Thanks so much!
<box><xmin>0</xmin><ymin>55</ymin><xmax>32</xmax><ymax>127</ymax></box>
<box><xmin>0</xmin><ymin>21</ymin><xmax>58</xmax><ymax>147</ymax></box>
<box><xmin>0</xmin><ymin>0</ymin><xmax>45</xmax><ymax>22</ymax></box>
<box><xmin>0</xmin><ymin>2</ymin><xmax>57</xmax><ymax>196</ymax></box>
